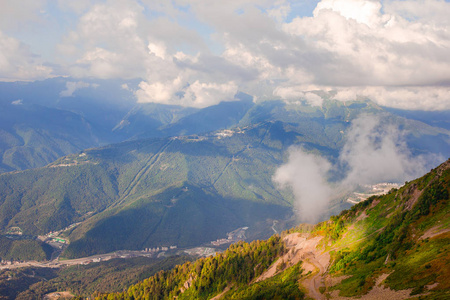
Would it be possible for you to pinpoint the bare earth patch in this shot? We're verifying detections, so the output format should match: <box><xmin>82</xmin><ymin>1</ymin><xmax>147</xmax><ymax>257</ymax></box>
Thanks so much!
<box><xmin>210</xmin><ymin>286</ymin><xmax>231</xmax><ymax>300</ymax></box>
<box><xmin>425</xmin><ymin>282</ymin><xmax>439</xmax><ymax>290</ymax></box>
<box><xmin>255</xmin><ymin>233</ymin><xmax>325</xmax><ymax>283</ymax></box>
<box><xmin>420</xmin><ymin>226</ymin><xmax>450</xmax><ymax>240</ymax></box>
<box><xmin>43</xmin><ymin>291</ymin><xmax>74</xmax><ymax>300</ymax></box>
<box><xmin>255</xmin><ymin>233</ymin><xmax>331</xmax><ymax>299</ymax></box>
<box><xmin>370</xmin><ymin>199</ymin><xmax>380</xmax><ymax>208</ymax></box>
<box><xmin>404</xmin><ymin>186</ymin><xmax>422</xmax><ymax>211</ymax></box>
<box><xmin>356</xmin><ymin>211</ymin><xmax>368</xmax><ymax>222</ymax></box>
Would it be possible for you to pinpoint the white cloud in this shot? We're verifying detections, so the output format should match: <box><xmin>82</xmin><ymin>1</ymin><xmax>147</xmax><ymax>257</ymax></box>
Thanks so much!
<box><xmin>283</xmin><ymin>2</ymin><xmax>450</xmax><ymax>87</ymax></box>
<box><xmin>267</xmin><ymin>0</ymin><xmax>292</xmax><ymax>22</ymax></box>
<box><xmin>11</xmin><ymin>99</ymin><xmax>23</xmax><ymax>105</ymax></box>
<box><xmin>273</xmin><ymin>147</ymin><xmax>333</xmax><ymax>223</ymax></box>
<box><xmin>273</xmin><ymin>113</ymin><xmax>441</xmax><ymax>221</ymax></box>
<box><xmin>384</xmin><ymin>0</ymin><xmax>450</xmax><ymax>27</ymax></box>
<box><xmin>58</xmin><ymin>0</ymin><xmax>151</xmax><ymax>79</ymax></box>
<box><xmin>333</xmin><ymin>86</ymin><xmax>450</xmax><ymax>111</ymax></box>
<box><xmin>0</xmin><ymin>31</ymin><xmax>52</xmax><ymax>81</ymax></box>
<box><xmin>60</xmin><ymin>81</ymin><xmax>92</xmax><ymax>97</ymax></box>
<box><xmin>1</xmin><ymin>0</ymin><xmax>450</xmax><ymax>110</ymax></box>
<box><xmin>339</xmin><ymin>114</ymin><xmax>429</xmax><ymax>187</ymax></box>
<box><xmin>182</xmin><ymin>81</ymin><xmax>238</xmax><ymax>107</ymax></box>
<box><xmin>136</xmin><ymin>77</ymin><xmax>183</xmax><ymax>104</ymax></box>
<box><xmin>136</xmin><ymin>77</ymin><xmax>238</xmax><ymax>108</ymax></box>
<box><xmin>0</xmin><ymin>0</ymin><xmax>46</xmax><ymax>31</ymax></box>
<box><xmin>273</xmin><ymin>87</ymin><xmax>324</xmax><ymax>106</ymax></box>
<box><xmin>148</xmin><ymin>41</ymin><xmax>167</xmax><ymax>60</ymax></box>
<box><xmin>315</xmin><ymin>0</ymin><xmax>382</xmax><ymax>27</ymax></box>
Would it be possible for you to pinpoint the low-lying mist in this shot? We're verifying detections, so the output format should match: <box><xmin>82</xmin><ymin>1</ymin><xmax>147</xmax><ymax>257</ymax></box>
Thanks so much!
<box><xmin>273</xmin><ymin>114</ymin><xmax>443</xmax><ymax>223</ymax></box>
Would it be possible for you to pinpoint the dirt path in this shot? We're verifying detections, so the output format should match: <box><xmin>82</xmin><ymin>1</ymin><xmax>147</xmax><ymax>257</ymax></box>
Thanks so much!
<box><xmin>210</xmin><ymin>286</ymin><xmax>231</xmax><ymax>300</ymax></box>
<box><xmin>304</xmin><ymin>253</ymin><xmax>326</xmax><ymax>300</ymax></box>
<box><xmin>255</xmin><ymin>234</ymin><xmax>320</xmax><ymax>282</ymax></box>
<box><xmin>254</xmin><ymin>233</ymin><xmax>330</xmax><ymax>299</ymax></box>
<box><xmin>420</xmin><ymin>226</ymin><xmax>450</xmax><ymax>240</ymax></box>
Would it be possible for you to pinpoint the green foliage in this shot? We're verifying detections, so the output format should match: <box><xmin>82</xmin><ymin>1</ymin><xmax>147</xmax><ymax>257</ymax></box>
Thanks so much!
<box><xmin>414</xmin><ymin>173</ymin><xmax>449</xmax><ymax>217</ymax></box>
<box><xmin>385</xmin><ymin>235</ymin><xmax>450</xmax><ymax>292</ymax></box>
<box><xmin>327</xmin><ymin>159</ymin><xmax>450</xmax><ymax>298</ymax></box>
<box><xmin>95</xmin><ymin>236</ymin><xmax>286</xmax><ymax>300</ymax></box>
<box><xmin>1</xmin><ymin>123</ymin><xmax>298</xmax><ymax>258</ymax></box>
<box><xmin>15</xmin><ymin>256</ymin><xmax>191</xmax><ymax>299</ymax></box>
<box><xmin>224</xmin><ymin>263</ymin><xmax>304</xmax><ymax>299</ymax></box>
<box><xmin>0</xmin><ymin>236</ymin><xmax>52</xmax><ymax>261</ymax></box>
<box><xmin>9</xmin><ymin>159</ymin><xmax>448</xmax><ymax>300</ymax></box>
<box><xmin>1</xmin><ymin>99</ymin><xmax>445</xmax><ymax>259</ymax></box>
<box><xmin>0</xmin><ymin>267</ymin><xmax>58</xmax><ymax>300</ymax></box>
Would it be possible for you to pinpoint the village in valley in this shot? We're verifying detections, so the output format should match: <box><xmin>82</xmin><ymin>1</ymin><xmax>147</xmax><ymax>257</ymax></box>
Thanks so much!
<box><xmin>1</xmin><ymin>224</ymin><xmax>251</xmax><ymax>269</ymax></box>
<box><xmin>1</xmin><ymin>181</ymin><xmax>401</xmax><ymax>269</ymax></box>
<box><xmin>346</xmin><ymin>182</ymin><xmax>400</xmax><ymax>204</ymax></box>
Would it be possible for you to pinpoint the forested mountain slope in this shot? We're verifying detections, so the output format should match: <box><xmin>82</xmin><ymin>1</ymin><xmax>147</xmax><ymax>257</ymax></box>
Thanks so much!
<box><xmin>0</xmin><ymin>79</ymin><xmax>255</xmax><ymax>173</ymax></box>
<box><xmin>0</xmin><ymin>99</ymin><xmax>448</xmax><ymax>259</ymax></box>
<box><xmin>93</xmin><ymin>158</ymin><xmax>449</xmax><ymax>300</ymax></box>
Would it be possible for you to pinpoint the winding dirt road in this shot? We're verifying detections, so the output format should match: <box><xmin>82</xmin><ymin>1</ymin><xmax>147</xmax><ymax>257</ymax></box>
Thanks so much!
<box><xmin>305</xmin><ymin>253</ymin><xmax>326</xmax><ymax>300</ymax></box>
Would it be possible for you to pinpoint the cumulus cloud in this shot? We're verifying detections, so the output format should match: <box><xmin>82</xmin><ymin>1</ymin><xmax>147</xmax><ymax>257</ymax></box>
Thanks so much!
<box><xmin>60</xmin><ymin>81</ymin><xmax>92</xmax><ymax>97</ymax></box>
<box><xmin>315</xmin><ymin>0</ymin><xmax>383</xmax><ymax>27</ymax></box>
<box><xmin>0</xmin><ymin>0</ymin><xmax>46</xmax><ymax>31</ymax></box>
<box><xmin>273</xmin><ymin>113</ymin><xmax>438</xmax><ymax>222</ymax></box>
<box><xmin>332</xmin><ymin>86</ymin><xmax>450</xmax><ymax>111</ymax></box>
<box><xmin>1</xmin><ymin>0</ymin><xmax>450</xmax><ymax>109</ymax></box>
<box><xmin>281</xmin><ymin>0</ymin><xmax>450</xmax><ymax>86</ymax></box>
<box><xmin>59</xmin><ymin>0</ymin><xmax>151</xmax><ymax>79</ymax></box>
<box><xmin>136</xmin><ymin>77</ymin><xmax>238</xmax><ymax>108</ymax></box>
<box><xmin>11</xmin><ymin>99</ymin><xmax>23</xmax><ymax>105</ymax></box>
<box><xmin>339</xmin><ymin>114</ymin><xmax>430</xmax><ymax>187</ymax></box>
<box><xmin>0</xmin><ymin>31</ymin><xmax>53</xmax><ymax>81</ymax></box>
<box><xmin>273</xmin><ymin>87</ymin><xmax>324</xmax><ymax>106</ymax></box>
<box><xmin>273</xmin><ymin>147</ymin><xmax>333</xmax><ymax>223</ymax></box>
<box><xmin>170</xmin><ymin>0</ymin><xmax>450</xmax><ymax>109</ymax></box>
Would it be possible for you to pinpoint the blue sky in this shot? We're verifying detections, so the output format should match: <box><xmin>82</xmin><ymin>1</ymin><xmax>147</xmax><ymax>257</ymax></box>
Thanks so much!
<box><xmin>0</xmin><ymin>0</ymin><xmax>449</xmax><ymax>110</ymax></box>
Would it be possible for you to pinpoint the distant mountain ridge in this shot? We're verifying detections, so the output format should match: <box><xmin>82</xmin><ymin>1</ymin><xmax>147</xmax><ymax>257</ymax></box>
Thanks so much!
<box><xmin>0</xmin><ymin>79</ymin><xmax>258</xmax><ymax>173</ymax></box>
<box><xmin>1</xmin><ymin>78</ymin><xmax>449</xmax><ymax>175</ymax></box>
<box><xmin>0</xmin><ymin>97</ymin><xmax>448</xmax><ymax>259</ymax></box>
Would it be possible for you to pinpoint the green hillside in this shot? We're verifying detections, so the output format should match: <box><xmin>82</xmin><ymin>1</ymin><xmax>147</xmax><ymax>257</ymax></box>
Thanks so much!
<box><xmin>92</xmin><ymin>158</ymin><xmax>450</xmax><ymax>300</ymax></box>
<box><xmin>0</xmin><ymin>236</ymin><xmax>53</xmax><ymax>262</ymax></box>
<box><xmin>0</xmin><ymin>100</ymin><xmax>448</xmax><ymax>259</ymax></box>
<box><xmin>1</xmin><ymin>256</ymin><xmax>192</xmax><ymax>300</ymax></box>
<box><xmin>0</xmin><ymin>103</ymin><xmax>100</xmax><ymax>173</ymax></box>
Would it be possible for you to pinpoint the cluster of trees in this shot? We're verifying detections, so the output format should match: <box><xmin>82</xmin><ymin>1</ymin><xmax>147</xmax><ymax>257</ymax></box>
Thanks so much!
<box><xmin>12</xmin><ymin>256</ymin><xmax>190</xmax><ymax>299</ymax></box>
<box><xmin>94</xmin><ymin>235</ymin><xmax>287</xmax><ymax>300</ymax></box>
<box><xmin>0</xmin><ymin>236</ymin><xmax>52</xmax><ymax>262</ymax></box>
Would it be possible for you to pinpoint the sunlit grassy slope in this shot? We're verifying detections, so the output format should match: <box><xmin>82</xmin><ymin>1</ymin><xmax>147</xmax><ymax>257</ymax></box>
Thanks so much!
<box><xmin>92</xmin><ymin>159</ymin><xmax>449</xmax><ymax>300</ymax></box>
<box><xmin>317</xmin><ymin>159</ymin><xmax>450</xmax><ymax>299</ymax></box>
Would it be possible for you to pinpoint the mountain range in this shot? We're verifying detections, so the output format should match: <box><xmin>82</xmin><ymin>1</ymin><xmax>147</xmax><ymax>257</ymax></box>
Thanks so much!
<box><xmin>0</xmin><ymin>79</ymin><xmax>449</xmax><ymax>260</ymax></box>
<box><xmin>8</xmin><ymin>158</ymin><xmax>449</xmax><ymax>299</ymax></box>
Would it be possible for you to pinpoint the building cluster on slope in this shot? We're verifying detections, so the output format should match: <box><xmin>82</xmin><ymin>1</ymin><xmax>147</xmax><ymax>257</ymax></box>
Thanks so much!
<box><xmin>211</xmin><ymin>227</ymin><xmax>249</xmax><ymax>246</ymax></box>
<box><xmin>143</xmin><ymin>246</ymin><xmax>177</xmax><ymax>253</ymax></box>
<box><xmin>346</xmin><ymin>183</ymin><xmax>400</xmax><ymax>204</ymax></box>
